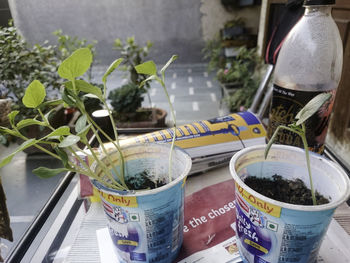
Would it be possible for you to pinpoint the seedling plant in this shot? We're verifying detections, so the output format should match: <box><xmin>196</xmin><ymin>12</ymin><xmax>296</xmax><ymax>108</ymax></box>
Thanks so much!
<box><xmin>264</xmin><ymin>93</ymin><xmax>332</xmax><ymax>205</ymax></box>
<box><xmin>0</xmin><ymin>48</ymin><xmax>178</xmax><ymax>190</ymax></box>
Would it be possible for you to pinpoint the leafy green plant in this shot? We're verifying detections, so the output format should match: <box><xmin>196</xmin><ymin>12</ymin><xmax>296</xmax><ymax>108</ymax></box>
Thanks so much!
<box><xmin>217</xmin><ymin>47</ymin><xmax>260</xmax><ymax>84</ymax></box>
<box><xmin>0</xmin><ymin>48</ymin><xmax>178</xmax><ymax>190</ymax></box>
<box><xmin>225</xmin><ymin>77</ymin><xmax>259</xmax><ymax>112</ymax></box>
<box><xmin>53</xmin><ymin>30</ymin><xmax>102</xmax><ymax>113</ymax></box>
<box><xmin>53</xmin><ymin>29</ymin><xmax>98</xmax><ymax>81</ymax></box>
<box><xmin>108</xmin><ymin>82</ymin><xmax>146</xmax><ymax>114</ymax></box>
<box><xmin>220</xmin><ymin>47</ymin><xmax>262</xmax><ymax>112</ymax></box>
<box><xmin>0</xmin><ymin>21</ymin><xmax>61</xmax><ymax>119</ymax></box>
<box><xmin>202</xmin><ymin>34</ymin><xmax>225</xmax><ymax>72</ymax></box>
<box><xmin>110</xmin><ymin>37</ymin><xmax>157</xmax><ymax>122</ymax></box>
<box><xmin>114</xmin><ymin>37</ymin><xmax>153</xmax><ymax>87</ymax></box>
<box><xmin>265</xmin><ymin>93</ymin><xmax>332</xmax><ymax>205</ymax></box>
<box><xmin>135</xmin><ymin>56</ymin><xmax>178</xmax><ymax>181</ymax></box>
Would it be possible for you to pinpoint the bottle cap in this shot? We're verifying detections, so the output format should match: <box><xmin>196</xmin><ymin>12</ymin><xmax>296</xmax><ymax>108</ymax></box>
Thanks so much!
<box><xmin>304</xmin><ymin>0</ymin><xmax>335</xmax><ymax>5</ymax></box>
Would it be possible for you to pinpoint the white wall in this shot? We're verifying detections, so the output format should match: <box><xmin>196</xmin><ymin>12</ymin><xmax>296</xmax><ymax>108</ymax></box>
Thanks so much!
<box><xmin>9</xmin><ymin>0</ymin><xmax>261</xmax><ymax>64</ymax></box>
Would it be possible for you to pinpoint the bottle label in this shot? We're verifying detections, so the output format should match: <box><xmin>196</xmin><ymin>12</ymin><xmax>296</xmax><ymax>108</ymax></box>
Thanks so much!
<box><xmin>267</xmin><ymin>84</ymin><xmax>335</xmax><ymax>154</ymax></box>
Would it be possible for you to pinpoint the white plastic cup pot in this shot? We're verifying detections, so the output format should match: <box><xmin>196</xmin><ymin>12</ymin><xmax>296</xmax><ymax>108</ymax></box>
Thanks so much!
<box><xmin>229</xmin><ymin>144</ymin><xmax>350</xmax><ymax>263</ymax></box>
<box><xmin>91</xmin><ymin>143</ymin><xmax>192</xmax><ymax>263</ymax></box>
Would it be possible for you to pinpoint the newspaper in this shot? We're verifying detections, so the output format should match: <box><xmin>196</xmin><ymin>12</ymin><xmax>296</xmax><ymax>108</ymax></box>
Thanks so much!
<box><xmin>175</xmin><ymin>179</ymin><xmax>242</xmax><ymax>263</ymax></box>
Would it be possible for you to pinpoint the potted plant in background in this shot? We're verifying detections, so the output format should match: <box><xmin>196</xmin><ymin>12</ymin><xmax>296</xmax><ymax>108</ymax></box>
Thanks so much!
<box><xmin>0</xmin><ymin>48</ymin><xmax>192</xmax><ymax>262</ymax></box>
<box><xmin>221</xmin><ymin>18</ymin><xmax>246</xmax><ymax>42</ymax></box>
<box><xmin>224</xmin><ymin>77</ymin><xmax>259</xmax><ymax>112</ymax></box>
<box><xmin>202</xmin><ymin>34</ymin><xmax>226</xmax><ymax>73</ymax></box>
<box><xmin>108</xmin><ymin>37</ymin><xmax>167</xmax><ymax>128</ymax></box>
<box><xmin>0</xmin><ymin>21</ymin><xmax>67</xmax><ymax>152</ymax></box>
<box><xmin>0</xmin><ymin>21</ymin><xmax>61</xmax><ymax>116</ymax></box>
<box><xmin>0</xmin><ymin>22</ymin><xmax>101</xmax><ymax>149</ymax></box>
<box><xmin>221</xmin><ymin>18</ymin><xmax>257</xmax><ymax>51</ymax></box>
<box><xmin>217</xmin><ymin>46</ymin><xmax>262</xmax><ymax>111</ymax></box>
<box><xmin>107</xmin><ymin>82</ymin><xmax>167</xmax><ymax>128</ymax></box>
<box><xmin>113</xmin><ymin>36</ymin><xmax>153</xmax><ymax>88</ymax></box>
<box><xmin>217</xmin><ymin>46</ymin><xmax>260</xmax><ymax>88</ymax></box>
<box><xmin>229</xmin><ymin>93</ymin><xmax>350</xmax><ymax>262</ymax></box>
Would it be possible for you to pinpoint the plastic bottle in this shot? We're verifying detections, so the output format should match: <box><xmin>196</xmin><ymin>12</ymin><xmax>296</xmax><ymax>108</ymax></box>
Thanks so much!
<box><xmin>267</xmin><ymin>0</ymin><xmax>343</xmax><ymax>154</ymax></box>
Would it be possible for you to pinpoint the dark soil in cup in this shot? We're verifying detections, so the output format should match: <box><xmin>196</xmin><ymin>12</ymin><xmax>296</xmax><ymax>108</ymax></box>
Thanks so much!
<box><xmin>244</xmin><ymin>174</ymin><xmax>329</xmax><ymax>205</ymax></box>
<box><xmin>125</xmin><ymin>170</ymin><xmax>166</xmax><ymax>190</ymax></box>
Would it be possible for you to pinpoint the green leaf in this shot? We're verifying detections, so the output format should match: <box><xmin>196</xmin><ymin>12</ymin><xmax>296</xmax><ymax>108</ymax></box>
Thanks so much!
<box><xmin>135</xmin><ymin>60</ymin><xmax>157</xmax><ymax>76</ymax></box>
<box><xmin>58</xmin><ymin>135</ymin><xmax>81</xmax><ymax>148</ymax></box>
<box><xmin>102</xmin><ymin>58</ymin><xmax>123</xmax><ymax>84</ymax></box>
<box><xmin>0</xmin><ymin>139</ymin><xmax>37</xmax><ymax>168</ymax></box>
<box><xmin>64</xmin><ymin>80</ymin><xmax>102</xmax><ymax>99</ymax></box>
<box><xmin>77</xmin><ymin>124</ymin><xmax>91</xmax><ymax>141</ymax></box>
<box><xmin>7</xmin><ymin>111</ymin><xmax>19</xmax><ymax>126</ymax></box>
<box><xmin>22</xmin><ymin>80</ymin><xmax>46</xmax><ymax>108</ymax></box>
<box><xmin>54</xmin><ymin>147</ymin><xmax>69</xmax><ymax>168</ymax></box>
<box><xmin>295</xmin><ymin>93</ymin><xmax>332</xmax><ymax>126</ymax></box>
<box><xmin>33</xmin><ymin>167</ymin><xmax>68</xmax><ymax>178</ymax></box>
<box><xmin>58</xmin><ymin>48</ymin><xmax>92</xmax><ymax>80</ymax></box>
<box><xmin>75</xmin><ymin>115</ymin><xmax>87</xmax><ymax>133</ymax></box>
<box><xmin>16</xmin><ymin>119</ymin><xmax>47</xmax><ymax>130</ymax></box>
<box><xmin>46</xmin><ymin>126</ymin><xmax>71</xmax><ymax>138</ymax></box>
<box><xmin>160</xmin><ymin>55</ymin><xmax>178</xmax><ymax>74</ymax></box>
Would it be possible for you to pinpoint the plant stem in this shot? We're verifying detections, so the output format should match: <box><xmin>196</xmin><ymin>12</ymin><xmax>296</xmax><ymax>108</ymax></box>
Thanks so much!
<box><xmin>160</xmin><ymin>78</ymin><xmax>176</xmax><ymax>183</ymax></box>
<box><xmin>101</xmin><ymin>99</ymin><xmax>126</xmax><ymax>181</ymax></box>
<box><xmin>13</xmin><ymin>130</ymin><xmax>61</xmax><ymax>160</ymax></box>
<box><xmin>68</xmin><ymin>159</ymin><xmax>121</xmax><ymax>190</ymax></box>
<box><xmin>80</xmin><ymin>111</ymin><xmax>125</xmax><ymax>188</ymax></box>
<box><xmin>266</xmin><ymin>125</ymin><xmax>317</xmax><ymax>205</ymax></box>
<box><xmin>73</xmin><ymin>79</ymin><xmax>127</xmax><ymax>189</ymax></box>
<box><xmin>301</xmin><ymin>123</ymin><xmax>317</xmax><ymax>205</ymax></box>
<box><xmin>15</xmin><ymin>133</ymin><xmax>117</xmax><ymax>188</ymax></box>
<box><xmin>68</xmin><ymin>146</ymin><xmax>126</xmax><ymax>190</ymax></box>
<box><xmin>38</xmin><ymin>108</ymin><xmax>54</xmax><ymax>130</ymax></box>
<box><xmin>72</xmin><ymin>77</ymin><xmax>77</xmax><ymax>94</ymax></box>
<box><xmin>85</xmin><ymin>112</ymin><xmax>126</xmax><ymax>178</ymax></box>
<box><xmin>82</xmin><ymin>110</ymin><xmax>127</xmax><ymax>188</ymax></box>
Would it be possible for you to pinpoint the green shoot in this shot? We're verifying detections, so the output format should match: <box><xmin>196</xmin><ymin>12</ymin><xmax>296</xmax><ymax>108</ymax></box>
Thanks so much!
<box><xmin>265</xmin><ymin>93</ymin><xmax>332</xmax><ymax>205</ymax></box>
<box><xmin>135</xmin><ymin>56</ymin><xmax>178</xmax><ymax>183</ymax></box>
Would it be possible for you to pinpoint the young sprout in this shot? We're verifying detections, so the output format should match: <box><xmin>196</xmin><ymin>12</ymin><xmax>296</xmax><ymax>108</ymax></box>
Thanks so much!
<box><xmin>265</xmin><ymin>93</ymin><xmax>332</xmax><ymax>205</ymax></box>
<box><xmin>135</xmin><ymin>56</ymin><xmax>178</xmax><ymax>183</ymax></box>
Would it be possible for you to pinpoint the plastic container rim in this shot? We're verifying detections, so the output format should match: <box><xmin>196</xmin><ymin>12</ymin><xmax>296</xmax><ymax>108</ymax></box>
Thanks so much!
<box><xmin>91</xmin><ymin>142</ymin><xmax>192</xmax><ymax>197</ymax></box>
<box><xmin>229</xmin><ymin>144</ymin><xmax>350</xmax><ymax>212</ymax></box>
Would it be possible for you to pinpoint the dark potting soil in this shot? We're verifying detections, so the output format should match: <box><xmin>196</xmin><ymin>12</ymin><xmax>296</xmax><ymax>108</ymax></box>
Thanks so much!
<box><xmin>125</xmin><ymin>170</ymin><xmax>166</xmax><ymax>190</ymax></box>
<box><xmin>244</xmin><ymin>175</ymin><xmax>329</xmax><ymax>205</ymax></box>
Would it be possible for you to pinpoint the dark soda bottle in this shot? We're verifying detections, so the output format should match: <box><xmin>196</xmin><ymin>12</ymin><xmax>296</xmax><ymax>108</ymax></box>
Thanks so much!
<box><xmin>267</xmin><ymin>0</ymin><xmax>343</xmax><ymax>154</ymax></box>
